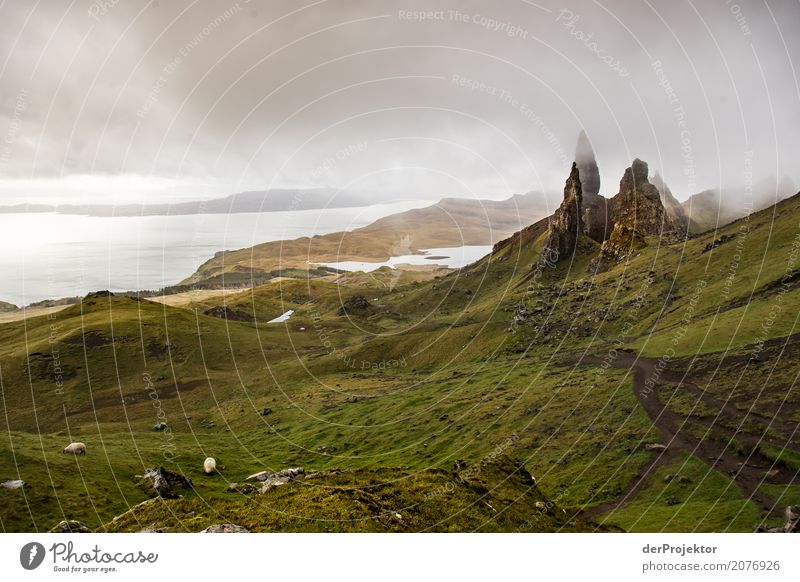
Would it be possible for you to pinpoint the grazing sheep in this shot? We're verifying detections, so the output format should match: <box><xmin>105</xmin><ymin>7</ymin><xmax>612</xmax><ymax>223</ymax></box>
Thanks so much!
<box><xmin>62</xmin><ymin>442</ymin><xmax>86</xmax><ymax>455</ymax></box>
<box><xmin>203</xmin><ymin>457</ymin><xmax>217</xmax><ymax>474</ymax></box>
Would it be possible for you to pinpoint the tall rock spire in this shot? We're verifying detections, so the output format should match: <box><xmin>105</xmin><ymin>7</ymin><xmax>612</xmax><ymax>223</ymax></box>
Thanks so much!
<box><xmin>575</xmin><ymin>130</ymin><xmax>600</xmax><ymax>196</ymax></box>
<box><xmin>574</xmin><ymin>131</ymin><xmax>612</xmax><ymax>243</ymax></box>
<box><xmin>589</xmin><ymin>159</ymin><xmax>683</xmax><ymax>272</ymax></box>
<box><xmin>539</xmin><ymin>163</ymin><xmax>584</xmax><ymax>263</ymax></box>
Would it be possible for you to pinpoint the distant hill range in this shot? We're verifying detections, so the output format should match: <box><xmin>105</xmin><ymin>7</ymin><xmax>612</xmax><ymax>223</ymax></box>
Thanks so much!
<box><xmin>182</xmin><ymin>191</ymin><xmax>551</xmax><ymax>285</ymax></box>
<box><xmin>681</xmin><ymin>175</ymin><xmax>797</xmax><ymax>232</ymax></box>
<box><xmin>0</xmin><ymin>188</ymin><xmax>431</xmax><ymax>217</ymax></box>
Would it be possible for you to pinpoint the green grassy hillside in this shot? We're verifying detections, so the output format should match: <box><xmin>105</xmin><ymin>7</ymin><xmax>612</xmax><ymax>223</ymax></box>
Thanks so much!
<box><xmin>1</xmin><ymin>194</ymin><xmax>799</xmax><ymax>533</ymax></box>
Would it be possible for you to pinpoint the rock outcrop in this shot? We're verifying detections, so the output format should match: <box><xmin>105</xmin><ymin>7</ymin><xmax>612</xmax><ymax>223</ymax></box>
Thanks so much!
<box><xmin>50</xmin><ymin>520</ymin><xmax>92</xmax><ymax>533</ymax></box>
<box><xmin>590</xmin><ymin>159</ymin><xmax>683</xmax><ymax>271</ymax></box>
<box><xmin>575</xmin><ymin>132</ymin><xmax>613</xmax><ymax>243</ymax></box>
<box><xmin>755</xmin><ymin>505</ymin><xmax>799</xmax><ymax>533</ymax></box>
<box><xmin>539</xmin><ymin>163</ymin><xmax>584</xmax><ymax>263</ymax></box>
<box><xmin>575</xmin><ymin>131</ymin><xmax>600</xmax><ymax>196</ymax></box>
<box><xmin>202</xmin><ymin>524</ymin><xmax>250</xmax><ymax>533</ymax></box>
<box><xmin>139</xmin><ymin>466</ymin><xmax>193</xmax><ymax>498</ymax></box>
<box><xmin>246</xmin><ymin>467</ymin><xmax>305</xmax><ymax>493</ymax></box>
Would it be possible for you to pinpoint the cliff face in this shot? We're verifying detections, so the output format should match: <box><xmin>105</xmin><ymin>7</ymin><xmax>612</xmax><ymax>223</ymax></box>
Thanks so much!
<box><xmin>539</xmin><ymin>163</ymin><xmax>583</xmax><ymax>263</ymax></box>
<box><xmin>590</xmin><ymin>159</ymin><xmax>683</xmax><ymax>271</ymax></box>
<box><xmin>651</xmin><ymin>171</ymin><xmax>690</xmax><ymax>235</ymax></box>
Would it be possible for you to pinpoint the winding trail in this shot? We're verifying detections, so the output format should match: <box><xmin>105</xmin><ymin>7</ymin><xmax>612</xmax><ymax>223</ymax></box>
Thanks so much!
<box><xmin>568</xmin><ymin>352</ymin><xmax>785</xmax><ymax>521</ymax></box>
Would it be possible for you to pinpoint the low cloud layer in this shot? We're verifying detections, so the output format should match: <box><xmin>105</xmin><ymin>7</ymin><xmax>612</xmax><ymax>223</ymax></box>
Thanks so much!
<box><xmin>0</xmin><ymin>0</ymin><xmax>798</xmax><ymax>204</ymax></box>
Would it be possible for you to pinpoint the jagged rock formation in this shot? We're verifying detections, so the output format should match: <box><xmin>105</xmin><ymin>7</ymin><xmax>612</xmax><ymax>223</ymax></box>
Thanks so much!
<box><xmin>575</xmin><ymin>131</ymin><xmax>600</xmax><ymax>196</ymax></box>
<box><xmin>651</xmin><ymin>171</ymin><xmax>690</xmax><ymax>235</ymax></box>
<box><xmin>539</xmin><ymin>163</ymin><xmax>584</xmax><ymax>263</ymax></box>
<box><xmin>590</xmin><ymin>159</ymin><xmax>683</xmax><ymax>272</ymax></box>
<box><xmin>575</xmin><ymin>131</ymin><xmax>612</xmax><ymax>242</ymax></box>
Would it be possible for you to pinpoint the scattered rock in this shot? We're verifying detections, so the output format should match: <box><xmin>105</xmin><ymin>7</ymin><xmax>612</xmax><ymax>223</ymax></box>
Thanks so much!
<box><xmin>50</xmin><ymin>520</ymin><xmax>92</xmax><ymax>533</ymax></box>
<box><xmin>226</xmin><ymin>482</ymin><xmax>260</xmax><ymax>495</ymax></box>
<box><xmin>755</xmin><ymin>505</ymin><xmax>800</xmax><ymax>533</ymax></box>
<box><xmin>246</xmin><ymin>467</ymin><xmax>305</xmax><ymax>493</ymax></box>
<box><xmin>1</xmin><ymin>479</ymin><xmax>26</xmax><ymax>490</ymax></box>
<box><xmin>337</xmin><ymin>295</ymin><xmax>371</xmax><ymax>316</ymax></box>
<box><xmin>152</xmin><ymin>422</ymin><xmax>168</xmax><ymax>431</ymax></box>
<box><xmin>203</xmin><ymin>306</ymin><xmax>255</xmax><ymax>322</ymax></box>
<box><xmin>664</xmin><ymin>496</ymin><xmax>681</xmax><ymax>506</ymax></box>
<box><xmin>454</xmin><ymin>459</ymin><xmax>468</xmax><ymax>470</ymax></box>
<box><xmin>260</xmin><ymin>408</ymin><xmax>273</xmax><ymax>416</ymax></box>
<box><xmin>139</xmin><ymin>466</ymin><xmax>193</xmax><ymax>498</ymax></box>
<box><xmin>138</xmin><ymin>526</ymin><xmax>173</xmax><ymax>533</ymax></box>
<box><xmin>201</xmin><ymin>524</ymin><xmax>249</xmax><ymax>533</ymax></box>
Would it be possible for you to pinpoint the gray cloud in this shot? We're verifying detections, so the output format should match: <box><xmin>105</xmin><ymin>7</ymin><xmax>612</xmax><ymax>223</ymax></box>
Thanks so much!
<box><xmin>0</xmin><ymin>0</ymin><xmax>797</xmax><ymax>204</ymax></box>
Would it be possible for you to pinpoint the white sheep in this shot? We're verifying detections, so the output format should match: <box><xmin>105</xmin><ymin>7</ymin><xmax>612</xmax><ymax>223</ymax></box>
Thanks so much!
<box><xmin>203</xmin><ymin>457</ymin><xmax>217</xmax><ymax>474</ymax></box>
<box><xmin>62</xmin><ymin>442</ymin><xmax>86</xmax><ymax>455</ymax></box>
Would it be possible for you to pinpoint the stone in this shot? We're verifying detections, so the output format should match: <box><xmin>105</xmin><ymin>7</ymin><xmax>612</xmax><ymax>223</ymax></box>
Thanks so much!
<box><xmin>226</xmin><ymin>482</ymin><xmax>260</xmax><ymax>495</ymax></box>
<box><xmin>201</xmin><ymin>524</ymin><xmax>249</xmax><ymax>533</ymax></box>
<box><xmin>1</xmin><ymin>479</ymin><xmax>26</xmax><ymax>490</ymax></box>
<box><xmin>644</xmin><ymin>443</ymin><xmax>668</xmax><ymax>452</ymax></box>
<box><xmin>454</xmin><ymin>459</ymin><xmax>468</xmax><ymax>470</ymax></box>
<box><xmin>50</xmin><ymin>520</ymin><xmax>91</xmax><ymax>533</ymax></box>
<box><xmin>664</xmin><ymin>496</ymin><xmax>681</xmax><ymax>506</ymax></box>
<box><xmin>152</xmin><ymin>422</ymin><xmax>168</xmax><ymax>431</ymax></box>
<box><xmin>260</xmin><ymin>408</ymin><xmax>273</xmax><ymax>416</ymax></box>
<box><xmin>139</xmin><ymin>466</ymin><xmax>193</xmax><ymax>498</ymax></box>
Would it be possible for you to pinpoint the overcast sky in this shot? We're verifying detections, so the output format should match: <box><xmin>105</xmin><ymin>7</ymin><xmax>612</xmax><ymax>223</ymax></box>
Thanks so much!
<box><xmin>0</xmin><ymin>0</ymin><xmax>798</xmax><ymax>205</ymax></box>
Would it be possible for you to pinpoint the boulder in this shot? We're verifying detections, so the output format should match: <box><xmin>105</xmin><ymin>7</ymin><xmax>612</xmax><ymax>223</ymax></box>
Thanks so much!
<box><xmin>1</xmin><ymin>479</ymin><xmax>26</xmax><ymax>490</ymax></box>
<box><xmin>139</xmin><ymin>466</ymin><xmax>193</xmax><ymax>498</ymax></box>
<box><xmin>202</xmin><ymin>524</ymin><xmax>249</xmax><ymax>533</ymax></box>
<box><xmin>50</xmin><ymin>520</ymin><xmax>91</xmax><ymax>533</ymax></box>
<box><xmin>152</xmin><ymin>422</ymin><xmax>168</xmax><ymax>431</ymax></box>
